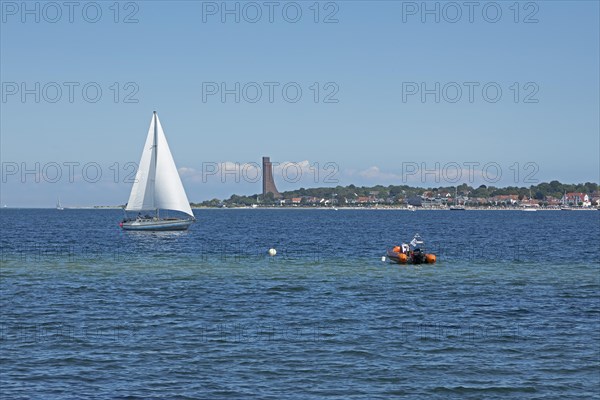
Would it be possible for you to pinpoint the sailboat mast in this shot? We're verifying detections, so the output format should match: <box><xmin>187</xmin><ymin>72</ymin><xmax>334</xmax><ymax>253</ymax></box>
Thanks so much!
<box><xmin>153</xmin><ymin>111</ymin><xmax>159</xmax><ymax>218</ymax></box>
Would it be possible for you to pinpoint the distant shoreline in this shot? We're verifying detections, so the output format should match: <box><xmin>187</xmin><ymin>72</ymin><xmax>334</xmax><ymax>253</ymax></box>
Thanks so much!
<box><xmin>188</xmin><ymin>206</ymin><xmax>599</xmax><ymax>211</ymax></box>
<box><xmin>2</xmin><ymin>206</ymin><xmax>597</xmax><ymax>211</ymax></box>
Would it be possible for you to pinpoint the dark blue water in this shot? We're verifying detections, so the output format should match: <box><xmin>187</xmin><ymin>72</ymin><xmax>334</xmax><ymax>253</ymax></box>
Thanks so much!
<box><xmin>1</xmin><ymin>209</ymin><xmax>599</xmax><ymax>399</ymax></box>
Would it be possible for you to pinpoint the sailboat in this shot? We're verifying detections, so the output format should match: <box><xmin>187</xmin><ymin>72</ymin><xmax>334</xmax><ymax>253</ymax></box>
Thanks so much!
<box><xmin>560</xmin><ymin>191</ymin><xmax>572</xmax><ymax>210</ymax></box>
<box><xmin>522</xmin><ymin>189</ymin><xmax>538</xmax><ymax>211</ymax></box>
<box><xmin>449</xmin><ymin>186</ymin><xmax>465</xmax><ymax>210</ymax></box>
<box><xmin>120</xmin><ymin>111</ymin><xmax>195</xmax><ymax>231</ymax></box>
<box><xmin>56</xmin><ymin>197</ymin><xmax>64</xmax><ymax>210</ymax></box>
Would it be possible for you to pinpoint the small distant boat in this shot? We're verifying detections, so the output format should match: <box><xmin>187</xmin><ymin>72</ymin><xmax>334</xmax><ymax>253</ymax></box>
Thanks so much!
<box><xmin>522</xmin><ymin>190</ymin><xmax>538</xmax><ymax>211</ymax></box>
<box><xmin>56</xmin><ymin>197</ymin><xmax>64</xmax><ymax>210</ymax></box>
<box><xmin>386</xmin><ymin>233</ymin><xmax>436</xmax><ymax>265</ymax></box>
<box><xmin>449</xmin><ymin>186</ymin><xmax>465</xmax><ymax>210</ymax></box>
<box><xmin>328</xmin><ymin>194</ymin><xmax>338</xmax><ymax>210</ymax></box>
<box><xmin>120</xmin><ymin>112</ymin><xmax>195</xmax><ymax>231</ymax></box>
<box><xmin>559</xmin><ymin>190</ymin><xmax>572</xmax><ymax>210</ymax></box>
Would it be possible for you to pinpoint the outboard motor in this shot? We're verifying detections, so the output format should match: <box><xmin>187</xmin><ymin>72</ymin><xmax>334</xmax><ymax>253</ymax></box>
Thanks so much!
<box><xmin>412</xmin><ymin>248</ymin><xmax>425</xmax><ymax>264</ymax></box>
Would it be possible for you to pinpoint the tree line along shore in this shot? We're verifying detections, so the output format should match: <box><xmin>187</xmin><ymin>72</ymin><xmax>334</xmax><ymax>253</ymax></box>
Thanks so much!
<box><xmin>192</xmin><ymin>181</ymin><xmax>599</xmax><ymax>209</ymax></box>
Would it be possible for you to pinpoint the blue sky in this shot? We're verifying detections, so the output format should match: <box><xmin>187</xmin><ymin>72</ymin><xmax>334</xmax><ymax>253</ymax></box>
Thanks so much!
<box><xmin>1</xmin><ymin>0</ymin><xmax>599</xmax><ymax>206</ymax></box>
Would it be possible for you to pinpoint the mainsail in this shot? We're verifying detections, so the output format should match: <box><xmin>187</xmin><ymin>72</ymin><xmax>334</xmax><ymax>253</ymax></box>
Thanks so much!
<box><xmin>125</xmin><ymin>112</ymin><xmax>193</xmax><ymax>217</ymax></box>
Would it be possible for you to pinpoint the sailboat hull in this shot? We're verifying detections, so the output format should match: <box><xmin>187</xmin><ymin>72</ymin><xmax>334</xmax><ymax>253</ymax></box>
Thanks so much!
<box><xmin>120</xmin><ymin>218</ymin><xmax>194</xmax><ymax>231</ymax></box>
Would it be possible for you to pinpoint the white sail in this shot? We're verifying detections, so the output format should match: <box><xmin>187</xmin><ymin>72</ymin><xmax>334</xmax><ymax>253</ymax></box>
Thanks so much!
<box><xmin>126</xmin><ymin>115</ymin><xmax>157</xmax><ymax>211</ymax></box>
<box><xmin>153</xmin><ymin>115</ymin><xmax>194</xmax><ymax>217</ymax></box>
<box><xmin>125</xmin><ymin>112</ymin><xmax>193</xmax><ymax>217</ymax></box>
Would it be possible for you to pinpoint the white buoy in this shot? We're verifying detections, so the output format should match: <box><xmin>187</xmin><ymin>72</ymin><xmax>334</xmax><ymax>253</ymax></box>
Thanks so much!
<box><xmin>381</xmin><ymin>256</ymin><xmax>386</xmax><ymax>262</ymax></box>
<box><xmin>268</xmin><ymin>248</ymin><xmax>277</xmax><ymax>256</ymax></box>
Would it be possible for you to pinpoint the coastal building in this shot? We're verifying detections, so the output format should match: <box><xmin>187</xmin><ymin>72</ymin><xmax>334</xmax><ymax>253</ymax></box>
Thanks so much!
<box><xmin>406</xmin><ymin>195</ymin><xmax>422</xmax><ymax>207</ymax></box>
<box><xmin>471</xmin><ymin>197</ymin><xmax>488</xmax><ymax>205</ymax></box>
<box><xmin>562</xmin><ymin>192</ymin><xmax>591</xmax><ymax>207</ymax></box>
<box><xmin>545</xmin><ymin>196</ymin><xmax>562</xmax><ymax>206</ymax></box>
<box><xmin>422</xmin><ymin>197</ymin><xmax>445</xmax><ymax>208</ymax></box>
<box><xmin>591</xmin><ymin>191</ymin><xmax>600</xmax><ymax>206</ymax></box>
<box><xmin>491</xmin><ymin>195</ymin><xmax>519</xmax><ymax>205</ymax></box>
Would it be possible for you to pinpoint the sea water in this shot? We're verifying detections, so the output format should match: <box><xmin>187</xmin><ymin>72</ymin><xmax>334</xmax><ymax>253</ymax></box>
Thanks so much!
<box><xmin>1</xmin><ymin>209</ymin><xmax>599</xmax><ymax>398</ymax></box>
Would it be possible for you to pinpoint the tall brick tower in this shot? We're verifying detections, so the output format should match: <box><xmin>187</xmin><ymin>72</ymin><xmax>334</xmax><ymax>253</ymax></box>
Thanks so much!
<box><xmin>262</xmin><ymin>156</ymin><xmax>282</xmax><ymax>198</ymax></box>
